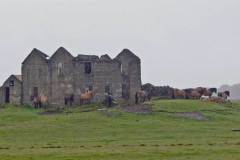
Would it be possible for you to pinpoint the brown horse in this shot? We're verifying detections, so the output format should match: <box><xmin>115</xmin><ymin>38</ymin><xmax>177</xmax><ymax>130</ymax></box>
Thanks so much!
<box><xmin>65</xmin><ymin>94</ymin><xmax>74</xmax><ymax>106</ymax></box>
<box><xmin>80</xmin><ymin>90</ymin><xmax>95</xmax><ymax>105</ymax></box>
<box><xmin>184</xmin><ymin>88</ymin><xmax>205</xmax><ymax>99</ymax></box>
<box><xmin>173</xmin><ymin>89</ymin><xmax>186</xmax><ymax>99</ymax></box>
<box><xmin>135</xmin><ymin>90</ymin><xmax>148</xmax><ymax>104</ymax></box>
<box><xmin>32</xmin><ymin>94</ymin><xmax>48</xmax><ymax>109</ymax></box>
<box><xmin>40</xmin><ymin>94</ymin><xmax>49</xmax><ymax>109</ymax></box>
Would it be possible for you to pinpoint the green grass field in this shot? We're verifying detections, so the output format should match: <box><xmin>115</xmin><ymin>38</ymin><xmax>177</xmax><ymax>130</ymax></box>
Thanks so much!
<box><xmin>0</xmin><ymin>100</ymin><xmax>240</xmax><ymax>160</ymax></box>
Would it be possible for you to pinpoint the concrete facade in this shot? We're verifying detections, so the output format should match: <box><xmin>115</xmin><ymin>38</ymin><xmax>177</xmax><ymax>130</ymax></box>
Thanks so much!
<box><xmin>0</xmin><ymin>47</ymin><xmax>142</xmax><ymax>106</ymax></box>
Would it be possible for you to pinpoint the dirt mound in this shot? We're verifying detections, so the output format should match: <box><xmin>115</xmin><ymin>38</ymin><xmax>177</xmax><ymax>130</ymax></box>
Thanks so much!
<box><xmin>122</xmin><ymin>104</ymin><xmax>152</xmax><ymax>114</ymax></box>
<box><xmin>176</xmin><ymin>112</ymin><xmax>207</xmax><ymax>120</ymax></box>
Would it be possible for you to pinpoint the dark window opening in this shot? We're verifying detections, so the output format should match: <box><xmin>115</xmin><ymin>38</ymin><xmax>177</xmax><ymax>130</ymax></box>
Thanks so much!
<box><xmin>33</xmin><ymin>87</ymin><xmax>38</xmax><ymax>97</ymax></box>
<box><xmin>5</xmin><ymin>87</ymin><xmax>10</xmax><ymax>103</ymax></box>
<box><xmin>84</xmin><ymin>62</ymin><xmax>92</xmax><ymax>74</ymax></box>
<box><xmin>9</xmin><ymin>80</ymin><xmax>14</xmax><ymax>86</ymax></box>
<box><xmin>105</xmin><ymin>85</ymin><xmax>110</xmax><ymax>94</ymax></box>
<box><xmin>88</xmin><ymin>86</ymin><xmax>93</xmax><ymax>91</ymax></box>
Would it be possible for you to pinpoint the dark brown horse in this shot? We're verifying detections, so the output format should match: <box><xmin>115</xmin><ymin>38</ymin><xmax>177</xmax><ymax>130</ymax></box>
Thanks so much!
<box><xmin>65</xmin><ymin>94</ymin><xmax>74</xmax><ymax>106</ymax></box>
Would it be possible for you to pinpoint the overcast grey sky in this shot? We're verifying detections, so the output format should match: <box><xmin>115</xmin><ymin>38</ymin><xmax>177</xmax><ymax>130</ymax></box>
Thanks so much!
<box><xmin>0</xmin><ymin>0</ymin><xmax>239</xmax><ymax>89</ymax></box>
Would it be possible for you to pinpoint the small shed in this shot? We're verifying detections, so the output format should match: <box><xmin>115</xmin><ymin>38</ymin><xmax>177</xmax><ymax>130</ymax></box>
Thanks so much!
<box><xmin>0</xmin><ymin>75</ymin><xmax>22</xmax><ymax>105</ymax></box>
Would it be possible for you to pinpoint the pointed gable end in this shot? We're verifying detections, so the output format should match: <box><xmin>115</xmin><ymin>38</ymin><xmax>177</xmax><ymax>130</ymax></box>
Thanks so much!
<box><xmin>50</xmin><ymin>47</ymin><xmax>73</xmax><ymax>61</ymax></box>
<box><xmin>22</xmin><ymin>48</ymin><xmax>49</xmax><ymax>65</ymax></box>
<box><xmin>115</xmin><ymin>49</ymin><xmax>140</xmax><ymax>61</ymax></box>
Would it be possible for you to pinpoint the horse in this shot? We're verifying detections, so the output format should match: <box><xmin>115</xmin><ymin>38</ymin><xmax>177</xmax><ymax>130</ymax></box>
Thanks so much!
<box><xmin>64</xmin><ymin>94</ymin><xmax>74</xmax><ymax>106</ymax></box>
<box><xmin>135</xmin><ymin>90</ymin><xmax>148</xmax><ymax>104</ymax></box>
<box><xmin>218</xmin><ymin>91</ymin><xmax>230</xmax><ymax>100</ymax></box>
<box><xmin>80</xmin><ymin>90</ymin><xmax>95</xmax><ymax>105</ymax></box>
<box><xmin>202</xmin><ymin>88</ymin><xmax>217</xmax><ymax>97</ymax></box>
<box><xmin>32</xmin><ymin>96</ymin><xmax>41</xmax><ymax>109</ymax></box>
<box><xmin>39</xmin><ymin>94</ymin><xmax>48</xmax><ymax>109</ymax></box>
<box><xmin>184</xmin><ymin>87</ymin><xmax>207</xmax><ymax>99</ymax></box>
<box><xmin>173</xmin><ymin>89</ymin><xmax>186</xmax><ymax>99</ymax></box>
<box><xmin>31</xmin><ymin>94</ymin><xmax>48</xmax><ymax>109</ymax></box>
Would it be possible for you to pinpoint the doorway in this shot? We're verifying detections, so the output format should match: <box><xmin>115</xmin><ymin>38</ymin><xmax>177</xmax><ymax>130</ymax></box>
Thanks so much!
<box><xmin>5</xmin><ymin>87</ymin><xmax>10</xmax><ymax>103</ymax></box>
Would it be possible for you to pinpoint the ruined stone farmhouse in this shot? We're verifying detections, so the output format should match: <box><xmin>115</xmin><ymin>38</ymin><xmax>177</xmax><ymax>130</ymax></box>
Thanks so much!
<box><xmin>0</xmin><ymin>47</ymin><xmax>142</xmax><ymax>106</ymax></box>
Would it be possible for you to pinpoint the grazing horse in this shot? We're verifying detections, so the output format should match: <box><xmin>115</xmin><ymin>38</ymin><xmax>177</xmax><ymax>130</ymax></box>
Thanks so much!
<box><xmin>64</xmin><ymin>94</ymin><xmax>74</xmax><ymax>106</ymax></box>
<box><xmin>80</xmin><ymin>90</ymin><xmax>95</xmax><ymax>105</ymax></box>
<box><xmin>135</xmin><ymin>90</ymin><xmax>148</xmax><ymax>104</ymax></box>
<box><xmin>173</xmin><ymin>89</ymin><xmax>186</xmax><ymax>99</ymax></box>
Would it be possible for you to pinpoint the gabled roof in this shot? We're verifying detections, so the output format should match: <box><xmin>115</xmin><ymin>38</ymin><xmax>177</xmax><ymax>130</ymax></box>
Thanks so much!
<box><xmin>115</xmin><ymin>49</ymin><xmax>140</xmax><ymax>61</ymax></box>
<box><xmin>100</xmin><ymin>54</ymin><xmax>112</xmax><ymax>61</ymax></box>
<box><xmin>50</xmin><ymin>47</ymin><xmax>73</xmax><ymax>60</ymax></box>
<box><xmin>22</xmin><ymin>48</ymin><xmax>49</xmax><ymax>64</ymax></box>
<box><xmin>2</xmin><ymin>74</ymin><xmax>22</xmax><ymax>86</ymax></box>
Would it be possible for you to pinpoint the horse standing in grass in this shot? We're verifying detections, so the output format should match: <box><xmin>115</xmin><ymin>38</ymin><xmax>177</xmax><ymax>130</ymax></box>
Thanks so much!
<box><xmin>40</xmin><ymin>94</ymin><xmax>48</xmax><ymax>109</ymax></box>
<box><xmin>64</xmin><ymin>94</ymin><xmax>74</xmax><ymax>106</ymax></box>
<box><xmin>32</xmin><ymin>96</ymin><xmax>41</xmax><ymax>109</ymax></box>
<box><xmin>32</xmin><ymin>94</ymin><xmax>48</xmax><ymax>109</ymax></box>
<box><xmin>173</xmin><ymin>89</ymin><xmax>186</xmax><ymax>99</ymax></box>
<box><xmin>218</xmin><ymin>91</ymin><xmax>230</xmax><ymax>100</ymax></box>
<box><xmin>135</xmin><ymin>90</ymin><xmax>148</xmax><ymax>104</ymax></box>
<box><xmin>80</xmin><ymin>90</ymin><xmax>95</xmax><ymax>105</ymax></box>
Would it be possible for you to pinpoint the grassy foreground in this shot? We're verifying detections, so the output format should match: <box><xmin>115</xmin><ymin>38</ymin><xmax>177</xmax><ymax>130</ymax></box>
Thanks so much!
<box><xmin>0</xmin><ymin>100</ymin><xmax>240</xmax><ymax>160</ymax></box>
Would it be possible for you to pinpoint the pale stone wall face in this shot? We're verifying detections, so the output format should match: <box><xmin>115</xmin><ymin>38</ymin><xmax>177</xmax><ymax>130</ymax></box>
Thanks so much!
<box><xmin>49</xmin><ymin>48</ymin><xmax>74</xmax><ymax>106</ymax></box>
<box><xmin>1</xmin><ymin>76</ymin><xmax>22</xmax><ymax>105</ymax></box>
<box><xmin>22</xmin><ymin>51</ymin><xmax>49</xmax><ymax>105</ymax></box>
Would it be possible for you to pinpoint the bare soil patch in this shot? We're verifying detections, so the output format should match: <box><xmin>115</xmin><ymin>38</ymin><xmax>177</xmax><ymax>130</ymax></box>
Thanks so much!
<box><xmin>176</xmin><ymin>112</ymin><xmax>207</xmax><ymax>120</ymax></box>
<box><xmin>121</xmin><ymin>104</ymin><xmax>153</xmax><ymax>114</ymax></box>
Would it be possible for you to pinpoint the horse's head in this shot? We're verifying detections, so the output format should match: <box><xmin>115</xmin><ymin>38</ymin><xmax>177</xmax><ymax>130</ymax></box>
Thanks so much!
<box><xmin>224</xmin><ymin>91</ymin><xmax>230</xmax><ymax>97</ymax></box>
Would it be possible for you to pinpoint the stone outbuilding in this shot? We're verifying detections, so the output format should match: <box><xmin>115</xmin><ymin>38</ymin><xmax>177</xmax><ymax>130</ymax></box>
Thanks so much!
<box><xmin>0</xmin><ymin>75</ymin><xmax>22</xmax><ymax>105</ymax></box>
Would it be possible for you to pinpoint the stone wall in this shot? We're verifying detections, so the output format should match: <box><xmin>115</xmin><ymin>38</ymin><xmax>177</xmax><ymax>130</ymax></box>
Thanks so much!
<box><xmin>22</xmin><ymin>49</ymin><xmax>49</xmax><ymax>105</ymax></box>
<box><xmin>1</xmin><ymin>75</ymin><xmax>22</xmax><ymax>105</ymax></box>
<box><xmin>21</xmin><ymin>47</ymin><xmax>142</xmax><ymax>106</ymax></box>
<box><xmin>0</xmin><ymin>87</ymin><xmax>3</xmax><ymax>104</ymax></box>
<box><xmin>49</xmin><ymin>47</ymin><xmax>74</xmax><ymax>106</ymax></box>
<box><xmin>115</xmin><ymin>49</ymin><xmax>142</xmax><ymax>102</ymax></box>
<box><xmin>92</xmin><ymin>60</ymin><xmax>122</xmax><ymax>102</ymax></box>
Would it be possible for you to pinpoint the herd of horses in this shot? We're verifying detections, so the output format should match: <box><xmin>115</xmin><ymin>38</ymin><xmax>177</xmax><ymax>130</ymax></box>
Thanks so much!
<box><xmin>31</xmin><ymin>90</ymin><xmax>95</xmax><ymax>109</ymax></box>
<box><xmin>135</xmin><ymin>87</ymin><xmax>231</xmax><ymax>104</ymax></box>
<box><xmin>31</xmin><ymin>87</ymin><xmax>231</xmax><ymax>109</ymax></box>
